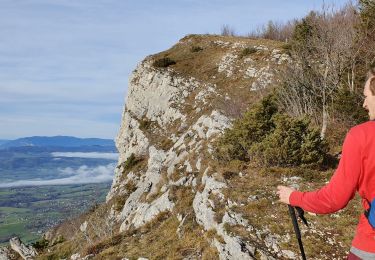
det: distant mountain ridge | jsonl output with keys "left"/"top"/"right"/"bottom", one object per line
{"left": 0, "top": 136, "right": 115, "bottom": 149}
{"left": 0, "top": 140, "right": 10, "bottom": 145}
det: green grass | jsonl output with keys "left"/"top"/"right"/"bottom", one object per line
{"left": 0, "top": 207, "right": 30, "bottom": 214}
{"left": 0, "top": 222, "right": 38, "bottom": 246}
{"left": 0, "top": 190, "right": 16, "bottom": 196}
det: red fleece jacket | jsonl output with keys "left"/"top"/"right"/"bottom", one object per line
{"left": 290, "top": 121, "right": 375, "bottom": 252}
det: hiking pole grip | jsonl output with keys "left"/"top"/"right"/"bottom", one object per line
{"left": 288, "top": 205, "right": 307, "bottom": 260}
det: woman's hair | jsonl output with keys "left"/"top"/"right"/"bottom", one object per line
{"left": 367, "top": 68, "right": 375, "bottom": 95}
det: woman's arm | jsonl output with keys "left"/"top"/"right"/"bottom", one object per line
{"left": 277, "top": 130, "right": 362, "bottom": 214}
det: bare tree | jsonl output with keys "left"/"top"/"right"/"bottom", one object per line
{"left": 221, "top": 24, "right": 236, "bottom": 36}
{"left": 350, "top": 0, "right": 375, "bottom": 86}
{"left": 278, "top": 4, "right": 359, "bottom": 138}
{"left": 277, "top": 65, "right": 321, "bottom": 124}
{"left": 248, "top": 20, "right": 297, "bottom": 42}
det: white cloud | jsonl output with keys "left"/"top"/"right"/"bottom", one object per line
{"left": 51, "top": 152, "right": 118, "bottom": 160}
{"left": 0, "top": 163, "right": 115, "bottom": 188}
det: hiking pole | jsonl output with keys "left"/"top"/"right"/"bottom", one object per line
{"left": 288, "top": 205, "right": 307, "bottom": 260}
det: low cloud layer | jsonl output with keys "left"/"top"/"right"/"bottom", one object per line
{"left": 0, "top": 163, "right": 115, "bottom": 188}
{"left": 51, "top": 152, "right": 119, "bottom": 160}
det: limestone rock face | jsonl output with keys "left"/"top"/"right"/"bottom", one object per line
{"left": 125, "top": 61, "right": 198, "bottom": 126}
{"left": 120, "top": 190, "right": 174, "bottom": 231}
{"left": 0, "top": 247, "right": 12, "bottom": 260}
{"left": 116, "top": 145, "right": 173, "bottom": 231}
{"left": 9, "top": 237, "right": 37, "bottom": 260}
{"left": 100, "top": 35, "right": 290, "bottom": 259}
{"left": 193, "top": 169, "right": 276, "bottom": 260}
{"left": 70, "top": 253, "right": 94, "bottom": 260}
{"left": 115, "top": 60, "right": 200, "bottom": 165}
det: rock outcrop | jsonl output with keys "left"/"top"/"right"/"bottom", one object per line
{"left": 9, "top": 237, "right": 37, "bottom": 260}
{"left": 102, "top": 35, "right": 288, "bottom": 259}
{"left": 0, "top": 247, "right": 12, "bottom": 260}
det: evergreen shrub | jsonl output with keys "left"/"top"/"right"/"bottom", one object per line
{"left": 214, "top": 95, "right": 328, "bottom": 167}
{"left": 239, "top": 47, "right": 257, "bottom": 58}
{"left": 152, "top": 57, "right": 176, "bottom": 68}
{"left": 123, "top": 153, "right": 137, "bottom": 170}
{"left": 191, "top": 46, "right": 203, "bottom": 52}
{"left": 332, "top": 88, "right": 368, "bottom": 125}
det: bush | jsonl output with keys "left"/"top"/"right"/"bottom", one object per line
{"left": 113, "top": 196, "right": 126, "bottom": 212}
{"left": 281, "top": 43, "right": 292, "bottom": 55}
{"left": 191, "top": 46, "right": 203, "bottom": 52}
{"left": 123, "top": 153, "right": 137, "bottom": 170}
{"left": 51, "top": 235, "right": 65, "bottom": 246}
{"left": 160, "top": 138, "right": 174, "bottom": 151}
{"left": 214, "top": 95, "right": 278, "bottom": 161}
{"left": 125, "top": 179, "right": 137, "bottom": 193}
{"left": 332, "top": 88, "right": 368, "bottom": 125}
{"left": 239, "top": 47, "right": 257, "bottom": 58}
{"left": 32, "top": 237, "right": 49, "bottom": 250}
{"left": 248, "top": 114, "right": 327, "bottom": 167}
{"left": 139, "top": 118, "right": 152, "bottom": 130}
{"left": 214, "top": 95, "right": 328, "bottom": 167}
{"left": 153, "top": 57, "right": 176, "bottom": 68}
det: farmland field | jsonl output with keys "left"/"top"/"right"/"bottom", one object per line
{"left": 0, "top": 183, "right": 111, "bottom": 245}
{"left": 0, "top": 141, "right": 117, "bottom": 246}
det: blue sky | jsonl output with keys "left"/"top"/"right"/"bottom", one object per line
{"left": 0, "top": 0, "right": 351, "bottom": 140}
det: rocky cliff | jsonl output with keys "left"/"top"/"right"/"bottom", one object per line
{"left": 104, "top": 34, "right": 290, "bottom": 258}
{"left": 6, "top": 34, "right": 356, "bottom": 260}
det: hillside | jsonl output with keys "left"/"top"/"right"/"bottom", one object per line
{"left": 1, "top": 34, "right": 360, "bottom": 260}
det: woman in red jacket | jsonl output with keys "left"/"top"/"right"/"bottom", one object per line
{"left": 277, "top": 71, "right": 375, "bottom": 259}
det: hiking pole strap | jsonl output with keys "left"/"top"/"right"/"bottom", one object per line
{"left": 288, "top": 205, "right": 307, "bottom": 260}
{"left": 295, "top": 206, "right": 309, "bottom": 227}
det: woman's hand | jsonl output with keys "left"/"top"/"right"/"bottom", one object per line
{"left": 277, "top": 185, "right": 296, "bottom": 204}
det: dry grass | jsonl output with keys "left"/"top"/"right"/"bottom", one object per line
{"left": 86, "top": 188, "right": 218, "bottom": 260}
{"left": 139, "top": 171, "right": 169, "bottom": 203}
{"left": 208, "top": 192, "right": 226, "bottom": 223}
{"left": 116, "top": 156, "right": 148, "bottom": 185}
{"left": 215, "top": 161, "right": 361, "bottom": 259}
{"left": 36, "top": 240, "right": 77, "bottom": 260}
